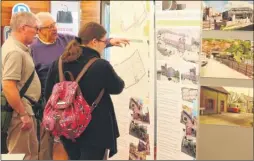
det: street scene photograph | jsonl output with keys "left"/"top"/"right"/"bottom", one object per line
{"left": 200, "top": 86, "right": 253, "bottom": 128}
{"left": 203, "top": 1, "right": 253, "bottom": 31}
{"left": 201, "top": 38, "right": 253, "bottom": 79}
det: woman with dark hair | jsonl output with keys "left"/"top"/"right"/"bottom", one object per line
{"left": 44, "top": 22, "right": 125, "bottom": 160}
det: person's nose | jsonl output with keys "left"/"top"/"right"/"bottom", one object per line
{"left": 53, "top": 23, "right": 58, "bottom": 31}
{"left": 53, "top": 25, "right": 57, "bottom": 30}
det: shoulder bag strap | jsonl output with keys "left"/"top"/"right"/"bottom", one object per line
{"left": 19, "top": 70, "right": 35, "bottom": 98}
{"left": 1, "top": 70, "right": 34, "bottom": 108}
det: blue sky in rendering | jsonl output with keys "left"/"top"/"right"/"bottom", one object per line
{"left": 204, "top": 1, "right": 228, "bottom": 12}
{"left": 204, "top": 1, "right": 253, "bottom": 13}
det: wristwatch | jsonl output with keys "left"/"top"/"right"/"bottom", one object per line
{"left": 19, "top": 111, "right": 28, "bottom": 117}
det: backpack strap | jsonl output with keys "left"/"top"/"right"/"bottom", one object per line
{"left": 91, "top": 88, "right": 105, "bottom": 111}
{"left": 75, "top": 57, "right": 98, "bottom": 83}
{"left": 75, "top": 57, "right": 104, "bottom": 110}
{"left": 59, "top": 56, "right": 99, "bottom": 83}
{"left": 58, "top": 57, "right": 76, "bottom": 82}
{"left": 58, "top": 57, "right": 65, "bottom": 82}
{"left": 59, "top": 57, "right": 105, "bottom": 110}
{"left": 64, "top": 71, "right": 75, "bottom": 81}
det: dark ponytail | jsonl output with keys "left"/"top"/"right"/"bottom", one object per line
{"left": 61, "top": 38, "right": 82, "bottom": 62}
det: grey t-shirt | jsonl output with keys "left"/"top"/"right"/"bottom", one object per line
{"left": 2, "top": 36, "right": 41, "bottom": 115}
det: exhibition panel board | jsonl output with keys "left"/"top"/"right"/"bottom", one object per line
{"left": 155, "top": 1, "right": 201, "bottom": 160}
{"left": 199, "top": 1, "right": 253, "bottom": 160}
{"left": 108, "top": 1, "right": 253, "bottom": 160}
{"left": 200, "top": 1, "right": 253, "bottom": 129}
{"left": 108, "top": 1, "right": 155, "bottom": 160}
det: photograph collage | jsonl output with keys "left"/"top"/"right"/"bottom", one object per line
{"left": 200, "top": 0, "right": 253, "bottom": 128}
{"left": 180, "top": 98, "right": 198, "bottom": 158}
{"left": 155, "top": 24, "right": 200, "bottom": 159}
{"left": 202, "top": 1, "right": 253, "bottom": 80}
{"left": 128, "top": 97, "right": 151, "bottom": 160}
{"left": 156, "top": 26, "right": 200, "bottom": 85}
{"left": 155, "top": 1, "right": 201, "bottom": 159}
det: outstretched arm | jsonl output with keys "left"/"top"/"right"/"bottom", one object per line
{"left": 106, "top": 38, "right": 130, "bottom": 48}
{"left": 64, "top": 33, "right": 130, "bottom": 48}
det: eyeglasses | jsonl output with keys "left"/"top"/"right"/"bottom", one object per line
{"left": 97, "top": 39, "right": 107, "bottom": 44}
{"left": 40, "top": 22, "right": 57, "bottom": 30}
{"left": 24, "top": 25, "right": 39, "bottom": 31}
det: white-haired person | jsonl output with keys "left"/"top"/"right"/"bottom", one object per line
{"left": 2, "top": 12, "right": 41, "bottom": 160}
{"left": 29, "top": 12, "right": 129, "bottom": 160}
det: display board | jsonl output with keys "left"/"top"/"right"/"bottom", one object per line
{"left": 109, "top": 1, "right": 151, "bottom": 37}
{"left": 109, "top": 1, "right": 155, "bottom": 160}
{"left": 198, "top": 1, "right": 253, "bottom": 160}
{"left": 155, "top": 1, "right": 202, "bottom": 160}
{"left": 50, "top": 1, "right": 80, "bottom": 36}
{"left": 108, "top": 0, "right": 253, "bottom": 160}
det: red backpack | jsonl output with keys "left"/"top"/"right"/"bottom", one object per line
{"left": 42, "top": 57, "right": 104, "bottom": 141}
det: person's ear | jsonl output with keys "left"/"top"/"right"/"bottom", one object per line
{"left": 91, "top": 38, "right": 98, "bottom": 46}
{"left": 92, "top": 38, "right": 97, "bottom": 44}
{"left": 38, "top": 28, "right": 44, "bottom": 35}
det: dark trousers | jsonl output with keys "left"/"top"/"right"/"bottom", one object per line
{"left": 61, "top": 137, "right": 106, "bottom": 160}
{"left": 1, "top": 132, "right": 8, "bottom": 154}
